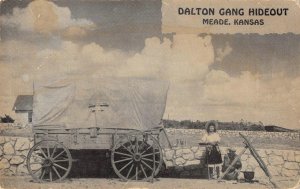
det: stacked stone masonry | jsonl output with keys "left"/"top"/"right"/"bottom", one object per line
{"left": 0, "top": 135, "right": 299, "bottom": 179}
{"left": 163, "top": 146, "right": 300, "bottom": 179}
{"left": 0, "top": 136, "right": 33, "bottom": 176}
{"left": 165, "top": 128, "right": 300, "bottom": 141}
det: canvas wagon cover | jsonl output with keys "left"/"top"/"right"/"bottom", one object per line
{"left": 32, "top": 77, "right": 169, "bottom": 130}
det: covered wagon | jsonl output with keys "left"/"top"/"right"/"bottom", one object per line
{"left": 26, "top": 77, "right": 170, "bottom": 182}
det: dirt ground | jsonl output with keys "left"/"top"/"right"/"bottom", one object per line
{"left": 0, "top": 176, "right": 299, "bottom": 189}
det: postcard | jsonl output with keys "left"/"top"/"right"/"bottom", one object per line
{"left": 0, "top": 0, "right": 299, "bottom": 188}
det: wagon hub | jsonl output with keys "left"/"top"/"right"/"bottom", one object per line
{"left": 133, "top": 153, "right": 141, "bottom": 162}
{"left": 43, "top": 158, "right": 53, "bottom": 167}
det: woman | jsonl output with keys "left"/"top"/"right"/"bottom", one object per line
{"left": 201, "top": 120, "right": 222, "bottom": 179}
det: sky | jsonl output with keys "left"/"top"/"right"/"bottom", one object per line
{"left": 0, "top": 0, "right": 299, "bottom": 129}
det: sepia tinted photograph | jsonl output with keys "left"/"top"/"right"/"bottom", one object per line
{"left": 0, "top": 0, "right": 299, "bottom": 188}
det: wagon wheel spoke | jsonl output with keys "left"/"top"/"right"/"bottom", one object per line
{"left": 114, "top": 157, "right": 133, "bottom": 164}
{"left": 140, "top": 145, "right": 152, "bottom": 155}
{"left": 141, "top": 151, "right": 160, "bottom": 158}
{"left": 40, "top": 169, "right": 46, "bottom": 180}
{"left": 141, "top": 160, "right": 153, "bottom": 171}
{"left": 135, "top": 165, "right": 139, "bottom": 180}
{"left": 140, "top": 164, "right": 147, "bottom": 178}
{"left": 126, "top": 136, "right": 135, "bottom": 153}
{"left": 53, "top": 150, "right": 66, "bottom": 160}
{"left": 126, "top": 164, "right": 134, "bottom": 179}
{"left": 53, "top": 159, "right": 70, "bottom": 163}
{"left": 37, "top": 146, "right": 48, "bottom": 159}
{"left": 47, "top": 143, "right": 50, "bottom": 158}
{"left": 121, "top": 144, "right": 134, "bottom": 156}
{"left": 51, "top": 144, "right": 58, "bottom": 158}
{"left": 52, "top": 166, "right": 61, "bottom": 179}
{"left": 118, "top": 160, "right": 133, "bottom": 173}
{"left": 49, "top": 168, "right": 53, "bottom": 182}
{"left": 127, "top": 163, "right": 150, "bottom": 181}
{"left": 142, "top": 157, "right": 159, "bottom": 164}
{"left": 53, "top": 163, "right": 68, "bottom": 171}
{"left": 135, "top": 136, "right": 139, "bottom": 153}
{"left": 127, "top": 165, "right": 140, "bottom": 181}
{"left": 114, "top": 151, "right": 132, "bottom": 158}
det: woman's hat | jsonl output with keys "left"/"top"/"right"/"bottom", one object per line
{"left": 205, "top": 120, "right": 219, "bottom": 131}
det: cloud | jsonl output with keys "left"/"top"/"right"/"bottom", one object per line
{"left": 215, "top": 42, "right": 232, "bottom": 62}
{"left": 0, "top": 34, "right": 215, "bottom": 123}
{"left": 203, "top": 70, "right": 260, "bottom": 105}
{"left": 32, "top": 41, "right": 127, "bottom": 80}
{"left": 62, "top": 26, "right": 88, "bottom": 39}
{"left": 119, "top": 34, "right": 214, "bottom": 82}
{"left": 0, "top": 39, "right": 125, "bottom": 121}
{"left": 0, "top": 40, "right": 38, "bottom": 61}
{"left": 0, "top": 34, "right": 299, "bottom": 129}
{"left": 164, "top": 68, "right": 300, "bottom": 129}
{"left": 29, "top": 34, "right": 214, "bottom": 82}
{"left": 200, "top": 70, "right": 300, "bottom": 128}
{"left": 1, "top": 0, "right": 94, "bottom": 34}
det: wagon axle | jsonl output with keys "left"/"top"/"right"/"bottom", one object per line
{"left": 43, "top": 159, "right": 53, "bottom": 167}
{"left": 133, "top": 153, "right": 142, "bottom": 162}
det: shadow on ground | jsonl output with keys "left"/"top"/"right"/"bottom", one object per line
{"left": 68, "top": 150, "right": 209, "bottom": 179}
{"left": 68, "top": 150, "right": 116, "bottom": 178}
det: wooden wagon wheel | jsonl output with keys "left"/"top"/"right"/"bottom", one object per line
{"left": 26, "top": 140, "right": 72, "bottom": 182}
{"left": 111, "top": 132, "right": 163, "bottom": 181}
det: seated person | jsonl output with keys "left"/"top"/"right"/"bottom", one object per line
{"left": 222, "top": 148, "right": 242, "bottom": 180}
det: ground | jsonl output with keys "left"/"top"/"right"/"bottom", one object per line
{"left": 0, "top": 176, "right": 299, "bottom": 189}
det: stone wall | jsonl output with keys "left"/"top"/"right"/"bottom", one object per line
{"left": 162, "top": 146, "right": 300, "bottom": 179}
{"left": 165, "top": 128, "right": 300, "bottom": 141}
{"left": 0, "top": 136, "right": 33, "bottom": 176}
{"left": 0, "top": 135, "right": 299, "bottom": 180}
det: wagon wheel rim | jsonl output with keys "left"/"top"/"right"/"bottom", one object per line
{"left": 27, "top": 140, "right": 72, "bottom": 182}
{"left": 111, "top": 132, "right": 162, "bottom": 181}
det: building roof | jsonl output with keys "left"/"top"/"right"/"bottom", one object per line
{"left": 13, "top": 95, "right": 33, "bottom": 112}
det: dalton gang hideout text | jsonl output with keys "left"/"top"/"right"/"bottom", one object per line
{"left": 178, "top": 8, "right": 289, "bottom": 25}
